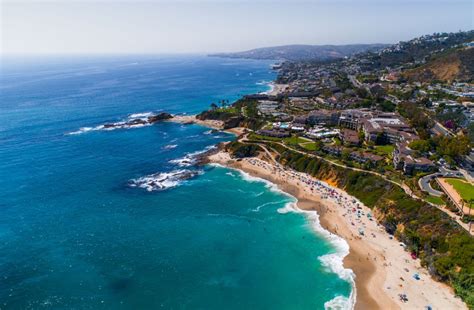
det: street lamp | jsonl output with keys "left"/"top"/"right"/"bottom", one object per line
{"left": 468, "top": 199, "right": 473, "bottom": 233}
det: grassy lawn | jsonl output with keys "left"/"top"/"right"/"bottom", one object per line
{"left": 425, "top": 195, "right": 445, "bottom": 206}
{"left": 247, "top": 133, "right": 310, "bottom": 147}
{"left": 445, "top": 178, "right": 474, "bottom": 203}
{"left": 300, "top": 142, "right": 318, "bottom": 151}
{"left": 374, "top": 145, "right": 395, "bottom": 156}
{"left": 283, "top": 136, "right": 309, "bottom": 145}
{"left": 247, "top": 133, "right": 282, "bottom": 142}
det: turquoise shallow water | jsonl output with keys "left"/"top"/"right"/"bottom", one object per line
{"left": 0, "top": 55, "right": 352, "bottom": 309}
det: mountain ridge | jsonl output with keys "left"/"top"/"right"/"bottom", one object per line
{"left": 210, "top": 43, "right": 389, "bottom": 61}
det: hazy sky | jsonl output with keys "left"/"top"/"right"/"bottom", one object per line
{"left": 2, "top": 0, "right": 473, "bottom": 55}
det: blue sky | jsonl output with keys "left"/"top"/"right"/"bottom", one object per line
{"left": 2, "top": 0, "right": 473, "bottom": 54}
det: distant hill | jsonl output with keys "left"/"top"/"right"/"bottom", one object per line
{"left": 363, "top": 30, "right": 474, "bottom": 69}
{"left": 404, "top": 46, "right": 474, "bottom": 82}
{"left": 210, "top": 44, "right": 389, "bottom": 61}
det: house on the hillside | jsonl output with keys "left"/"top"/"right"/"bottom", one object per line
{"left": 393, "top": 142, "right": 435, "bottom": 175}
{"left": 340, "top": 129, "right": 360, "bottom": 146}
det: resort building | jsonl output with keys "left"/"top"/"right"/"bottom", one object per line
{"left": 339, "top": 129, "right": 360, "bottom": 146}
{"left": 256, "top": 129, "right": 291, "bottom": 138}
{"left": 307, "top": 110, "right": 340, "bottom": 126}
{"left": 350, "top": 151, "right": 384, "bottom": 166}
{"left": 338, "top": 109, "right": 373, "bottom": 130}
{"left": 393, "top": 142, "right": 435, "bottom": 175}
{"left": 361, "top": 113, "right": 416, "bottom": 144}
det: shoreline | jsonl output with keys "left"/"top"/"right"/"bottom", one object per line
{"left": 261, "top": 82, "right": 288, "bottom": 96}
{"left": 208, "top": 150, "right": 467, "bottom": 310}
{"left": 168, "top": 114, "right": 246, "bottom": 136}
{"left": 213, "top": 161, "right": 357, "bottom": 309}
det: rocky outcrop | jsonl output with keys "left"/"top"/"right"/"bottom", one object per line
{"left": 223, "top": 116, "right": 244, "bottom": 129}
{"left": 147, "top": 112, "right": 173, "bottom": 123}
{"left": 102, "top": 112, "right": 173, "bottom": 129}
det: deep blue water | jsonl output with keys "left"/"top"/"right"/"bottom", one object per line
{"left": 0, "top": 55, "right": 352, "bottom": 309}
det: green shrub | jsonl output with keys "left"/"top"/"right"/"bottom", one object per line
{"left": 269, "top": 146, "right": 474, "bottom": 307}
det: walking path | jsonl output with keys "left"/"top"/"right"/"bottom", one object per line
{"left": 242, "top": 135, "right": 474, "bottom": 235}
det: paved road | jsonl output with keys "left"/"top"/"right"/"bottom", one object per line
{"left": 419, "top": 166, "right": 465, "bottom": 196}
{"left": 419, "top": 174, "right": 443, "bottom": 197}
{"left": 419, "top": 167, "right": 464, "bottom": 196}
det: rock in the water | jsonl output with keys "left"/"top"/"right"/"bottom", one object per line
{"left": 128, "top": 118, "right": 148, "bottom": 125}
{"left": 148, "top": 112, "right": 173, "bottom": 123}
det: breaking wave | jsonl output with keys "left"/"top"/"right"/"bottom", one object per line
{"left": 217, "top": 164, "right": 356, "bottom": 310}
{"left": 169, "top": 145, "right": 216, "bottom": 167}
{"left": 324, "top": 296, "right": 352, "bottom": 310}
{"left": 257, "top": 80, "right": 274, "bottom": 94}
{"left": 278, "top": 198, "right": 356, "bottom": 310}
{"left": 276, "top": 201, "right": 298, "bottom": 214}
{"left": 128, "top": 112, "right": 154, "bottom": 119}
{"left": 128, "top": 169, "right": 201, "bottom": 192}
{"left": 67, "top": 111, "right": 160, "bottom": 135}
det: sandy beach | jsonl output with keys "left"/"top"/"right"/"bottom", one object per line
{"left": 265, "top": 83, "right": 288, "bottom": 96}
{"left": 209, "top": 150, "right": 467, "bottom": 310}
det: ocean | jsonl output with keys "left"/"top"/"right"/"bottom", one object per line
{"left": 0, "top": 55, "right": 353, "bottom": 309}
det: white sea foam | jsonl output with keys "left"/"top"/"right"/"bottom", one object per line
{"left": 169, "top": 157, "right": 196, "bottom": 167}
{"left": 238, "top": 169, "right": 293, "bottom": 197}
{"left": 68, "top": 127, "right": 95, "bottom": 135}
{"left": 324, "top": 295, "right": 352, "bottom": 310}
{"left": 210, "top": 163, "right": 293, "bottom": 198}
{"left": 259, "top": 81, "right": 275, "bottom": 95}
{"left": 68, "top": 125, "right": 106, "bottom": 135}
{"left": 169, "top": 145, "right": 216, "bottom": 167}
{"left": 219, "top": 165, "right": 356, "bottom": 310}
{"left": 299, "top": 205, "right": 356, "bottom": 310}
{"left": 163, "top": 144, "right": 178, "bottom": 150}
{"left": 67, "top": 111, "right": 159, "bottom": 135}
{"left": 253, "top": 200, "right": 282, "bottom": 212}
{"left": 67, "top": 121, "right": 149, "bottom": 135}
{"left": 129, "top": 169, "right": 201, "bottom": 192}
{"left": 128, "top": 112, "right": 154, "bottom": 119}
{"left": 276, "top": 201, "right": 298, "bottom": 214}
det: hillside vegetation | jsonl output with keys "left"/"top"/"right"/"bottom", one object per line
{"left": 229, "top": 142, "right": 474, "bottom": 307}
{"left": 404, "top": 47, "right": 474, "bottom": 82}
